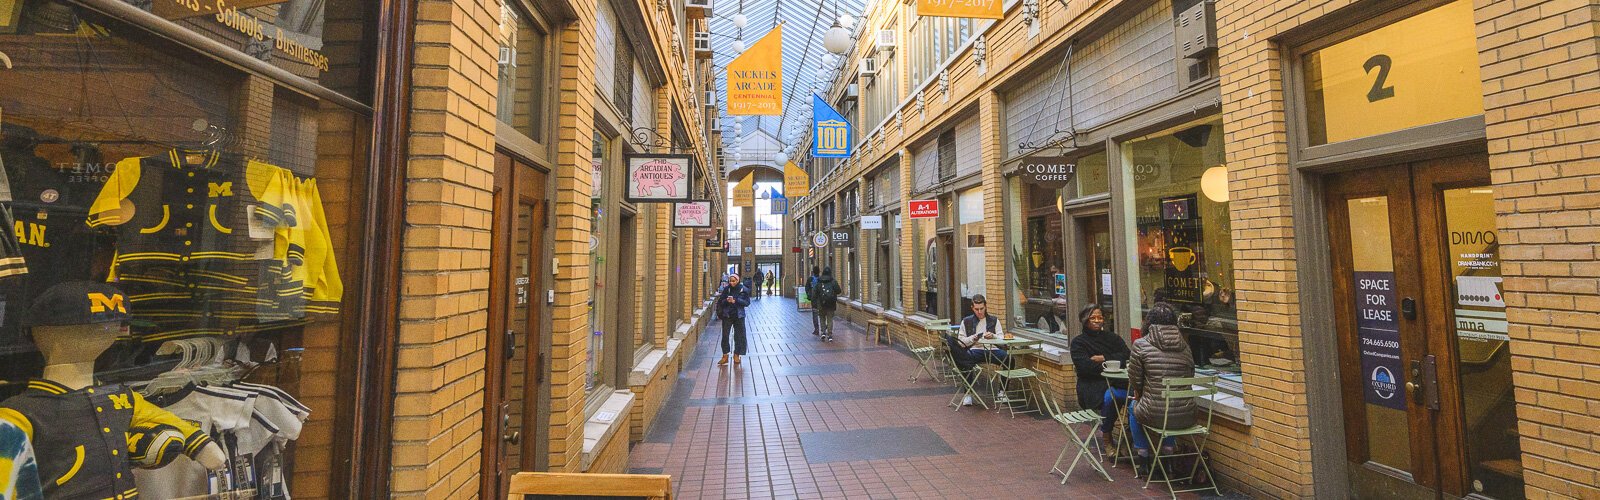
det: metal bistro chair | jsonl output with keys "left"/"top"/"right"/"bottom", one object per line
{"left": 989, "top": 351, "right": 1042, "bottom": 417}
{"left": 1141, "top": 375, "right": 1223, "bottom": 499}
{"left": 1035, "top": 378, "right": 1112, "bottom": 483}
{"left": 908, "top": 320, "right": 948, "bottom": 382}
{"left": 942, "top": 333, "right": 989, "bottom": 411}
{"left": 1102, "top": 372, "right": 1139, "bottom": 475}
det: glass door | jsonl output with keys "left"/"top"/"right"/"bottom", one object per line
{"left": 1325, "top": 154, "right": 1517, "bottom": 499}
{"left": 1078, "top": 215, "right": 1115, "bottom": 333}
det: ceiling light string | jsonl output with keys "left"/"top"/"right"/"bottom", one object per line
{"left": 772, "top": 0, "right": 830, "bottom": 147}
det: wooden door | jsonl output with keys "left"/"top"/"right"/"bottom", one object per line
{"left": 1325, "top": 154, "right": 1517, "bottom": 498}
{"left": 485, "top": 152, "right": 548, "bottom": 498}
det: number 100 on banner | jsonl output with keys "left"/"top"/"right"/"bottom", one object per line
{"left": 814, "top": 120, "right": 850, "bottom": 157}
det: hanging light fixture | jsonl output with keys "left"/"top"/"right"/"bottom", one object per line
{"left": 732, "top": 38, "right": 746, "bottom": 52}
{"left": 773, "top": 151, "right": 789, "bottom": 165}
{"left": 823, "top": 0, "right": 851, "bottom": 55}
{"left": 732, "top": 13, "right": 747, "bottom": 28}
{"left": 837, "top": 14, "right": 854, "bottom": 29}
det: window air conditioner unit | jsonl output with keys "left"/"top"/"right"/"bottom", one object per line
{"left": 686, "top": 0, "right": 712, "bottom": 19}
{"left": 704, "top": 90, "right": 716, "bottom": 107}
{"left": 875, "top": 30, "right": 896, "bottom": 52}
{"left": 694, "top": 31, "right": 712, "bottom": 58}
{"left": 858, "top": 57, "right": 877, "bottom": 77}
{"left": 844, "top": 83, "right": 859, "bottom": 100}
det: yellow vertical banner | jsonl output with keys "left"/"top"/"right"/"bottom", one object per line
{"left": 725, "top": 25, "right": 785, "bottom": 115}
{"left": 916, "top": 0, "right": 1003, "bottom": 19}
{"left": 733, "top": 173, "right": 755, "bottom": 207}
{"left": 783, "top": 161, "right": 810, "bottom": 198}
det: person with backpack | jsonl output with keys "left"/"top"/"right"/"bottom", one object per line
{"left": 715, "top": 273, "right": 752, "bottom": 366}
{"left": 752, "top": 269, "right": 765, "bottom": 297}
{"left": 806, "top": 266, "right": 821, "bottom": 336}
{"left": 812, "top": 268, "right": 841, "bottom": 342}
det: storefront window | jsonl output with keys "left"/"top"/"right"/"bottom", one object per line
{"left": 0, "top": 6, "right": 370, "bottom": 497}
{"left": 913, "top": 216, "right": 938, "bottom": 316}
{"left": 1075, "top": 150, "right": 1109, "bottom": 198}
{"left": 956, "top": 187, "right": 985, "bottom": 314}
{"left": 1006, "top": 179, "right": 1065, "bottom": 335}
{"left": 1121, "top": 117, "right": 1238, "bottom": 376}
{"left": 496, "top": 6, "right": 552, "bottom": 148}
{"left": 587, "top": 134, "right": 609, "bottom": 392}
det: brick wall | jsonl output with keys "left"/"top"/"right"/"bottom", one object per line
{"left": 548, "top": 1, "right": 600, "bottom": 473}
{"left": 390, "top": 0, "right": 501, "bottom": 496}
{"left": 1212, "top": 0, "right": 1368, "bottom": 496}
{"left": 1474, "top": 0, "right": 1600, "bottom": 496}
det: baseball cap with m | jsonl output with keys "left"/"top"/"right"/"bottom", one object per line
{"left": 28, "top": 281, "right": 131, "bottom": 327}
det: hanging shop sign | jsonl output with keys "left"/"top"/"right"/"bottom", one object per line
{"left": 732, "top": 173, "right": 755, "bottom": 207}
{"left": 908, "top": 199, "right": 939, "bottom": 219}
{"left": 695, "top": 228, "right": 717, "bottom": 238}
{"left": 830, "top": 229, "right": 853, "bottom": 248}
{"left": 1019, "top": 156, "right": 1075, "bottom": 188}
{"left": 705, "top": 229, "right": 724, "bottom": 249}
{"left": 859, "top": 215, "right": 883, "bottom": 230}
{"left": 673, "top": 201, "right": 714, "bottom": 227}
{"left": 784, "top": 161, "right": 810, "bottom": 198}
{"left": 726, "top": 25, "right": 785, "bottom": 115}
{"left": 1302, "top": 0, "right": 1482, "bottom": 145}
{"left": 1353, "top": 270, "right": 1406, "bottom": 410}
{"left": 812, "top": 94, "right": 853, "bottom": 158}
{"left": 624, "top": 154, "right": 694, "bottom": 202}
{"left": 811, "top": 232, "right": 829, "bottom": 248}
{"left": 916, "top": 0, "right": 1003, "bottom": 19}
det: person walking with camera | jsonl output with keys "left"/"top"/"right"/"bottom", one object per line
{"left": 716, "top": 273, "right": 752, "bottom": 366}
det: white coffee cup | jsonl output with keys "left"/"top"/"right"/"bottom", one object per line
{"left": 1103, "top": 360, "right": 1123, "bottom": 371}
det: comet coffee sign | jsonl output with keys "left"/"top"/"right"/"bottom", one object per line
{"left": 1019, "top": 156, "right": 1075, "bottom": 188}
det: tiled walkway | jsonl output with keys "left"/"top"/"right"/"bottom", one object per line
{"left": 629, "top": 296, "right": 1226, "bottom": 499}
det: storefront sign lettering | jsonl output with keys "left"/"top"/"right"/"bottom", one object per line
{"left": 812, "top": 232, "right": 829, "bottom": 248}
{"left": 830, "top": 230, "right": 853, "bottom": 248}
{"left": 908, "top": 200, "right": 939, "bottom": 219}
{"left": 158, "top": 0, "right": 332, "bottom": 72}
{"left": 860, "top": 216, "right": 883, "bottom": 230}
{"left": 916, "top": 0, "right": 1003, "bottom": 19}
{"left": 1018, "top": 156, "right": 1075, "bottom": 188}
{"left": 626, "top": 154, "right": 694, "bottom": 202}
{"left": 673, "top": 201, "right": 713, "bottom": 227}
{"left": 1354, "top": 270, "right": 1406, "bottom": 410}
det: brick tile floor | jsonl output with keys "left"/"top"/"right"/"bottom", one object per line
{"left": 630, "top": 297, "right": 1240, "bottom": 499}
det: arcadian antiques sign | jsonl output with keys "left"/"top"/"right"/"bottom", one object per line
{"left": 624, "top": 154, "right": 693, "bottom": 202}
{"left": 673, "top": 201, "right": 714, "bottom": 227}
{"left": 1018, "top": 156, "right": 1075, "bottom": 188}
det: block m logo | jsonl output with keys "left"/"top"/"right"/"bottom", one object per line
{"left": 108, "top": 394, "right": 132, "bottom": 410}
{"left": 88, "top": 293, "right": 126, "bottom": 313}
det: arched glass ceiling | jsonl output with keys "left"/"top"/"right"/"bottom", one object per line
{"left": 709, "top": 0, "right": 870, "bottom": 155}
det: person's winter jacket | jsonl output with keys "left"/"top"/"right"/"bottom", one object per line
{"left": 1128, "top": 324, "right": 1197, "bottom": 431}
{"left": 1070, "top": 328, "right": 1131, "bottom": 410}
{"left": 812, "top": 275, "right": 840, "bottom": 311}
{"left": 716, "top": 283, "right": 751, "bottom": 319}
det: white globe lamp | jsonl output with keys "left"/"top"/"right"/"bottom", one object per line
{"left": 732, "top": 39, "right": 746, "bottom": 53}
{"left": 838, "top": 15, "right": 854, "bottom": 29}
{"left": 823, "top": 25, "right": 852, "bottom": 55}
{"left": 1201, "top": 165, "right": 1231, "bottom": 203}
{"left": 773, "top": 151, "right": 788, "bottom": 165}
{"left": 732, "top": 13, "right": 748, "bottom": 28}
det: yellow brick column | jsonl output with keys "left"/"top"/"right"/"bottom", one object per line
{"left": 390, "top": 0, "right": 502, "bottom": 496}
{"left": 978, "top": 92, "right": 1006, "bottom": 319}
{"left": 899, "top": 151, "right": 916, "bottom": 321}
{"left": 1213, "top": 0, "right": 1330, "bottom": 497}
{"left": 1475, "top": 1, "right": 1600, "bottom": 496}
{"left": 547, "top": 1, "right": 600, "bottom": 473}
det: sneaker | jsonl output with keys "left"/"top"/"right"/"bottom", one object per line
{"left": 717, "top": 354, "right": 729, "bottom": 366}
{"left": 961, "top": 395, "right": 974, "bottom": 406}
{"left": 733, "top": 355, "right": 742, "bottom": 365}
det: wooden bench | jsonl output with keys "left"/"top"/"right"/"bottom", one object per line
{"left": 507, "top": 472, "right": 672, "bottom": 500}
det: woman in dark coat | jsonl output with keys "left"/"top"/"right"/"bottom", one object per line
{"left": 1068, "top": 304, "right": 1130, "bottom": 445}
{"left": 1127, "top": 302, "right": 1195, "bottom": 460}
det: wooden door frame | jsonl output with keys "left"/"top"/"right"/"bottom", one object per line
{"left": 483, "top": 151, "right": 552, "bottom": 500}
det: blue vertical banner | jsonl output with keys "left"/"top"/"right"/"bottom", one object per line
{"left": 771, "top": 189, "right": 789, "bottom": 215}
{"left": 812, "top": 94, "right": 852, "bottom": 158}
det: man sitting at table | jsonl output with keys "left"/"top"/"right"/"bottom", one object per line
{"left": 957, "top": 295, "right": 1013, "bottom": 369}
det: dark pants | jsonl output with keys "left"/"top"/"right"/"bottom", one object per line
{"left": 812, "top": 309, "right": 822, "bottom": 335}
{"left": 720, "top": 316, "right": 747, "bottom": 355}
{"left": 818, "top": 308, "right": 836, "bottom": 338}
{"left": 1101, "top": 387, "right": 1129, "bottom": 434}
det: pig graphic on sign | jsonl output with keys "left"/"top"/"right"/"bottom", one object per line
{"left": 633, "top": 159, "right": 685, "bottom": 197}
{"left": 677, "top": 203, "right": 710, "bottom": 226}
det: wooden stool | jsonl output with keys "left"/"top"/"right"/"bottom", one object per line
{"left": 866, "top": 319, "right": 890, "bottom": 345}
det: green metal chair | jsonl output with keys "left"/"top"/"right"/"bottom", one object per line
{"left": 1139, "top": 375, "right": 1223, "bottom": 498}
{"left": 907, "top": 340, "right": 941, "bottom": 382}
{"left": 941, "top": 334, "right": 989, "bottom": 411}
{"left": 1104, "top": 383, "right": 1138, "bottom": 476}
{"left": 1051, "top": 409, "right": 1116, "bottom": 483}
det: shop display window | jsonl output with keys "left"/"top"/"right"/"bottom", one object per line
{"left": 1005, "top": 180, "right": 1066, "bottom": 336}
{"left": 955, "top": 187, "right": 984, "bottom": 314}
{"left": 0, "top": 3, "right": 372, "bottom": 498}
{"left": 587, "top": 133, "right": 610, "bottom": 394}
{"left": 912, "top": 216, "right": 938, "bottom": 317}
{"left": 1120, "top": 117, "right": 1239, "bottom": 381}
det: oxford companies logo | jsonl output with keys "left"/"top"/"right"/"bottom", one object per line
{"left": 1369, "top": 366, "right": 1399, "bottom": 401}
